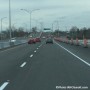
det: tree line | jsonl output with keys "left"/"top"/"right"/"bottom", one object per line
{"left": 0, "top": 26, "right": 39, "bottom": 40}
{"left": 53, "top": 26, "right": 90, "bottom": 39}
{"left": 0, "top": 27, "right": 29, "bottom": 40}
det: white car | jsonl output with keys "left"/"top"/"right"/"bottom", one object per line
{"left": 9, "top": 38, "right": 16, "bottom": 43}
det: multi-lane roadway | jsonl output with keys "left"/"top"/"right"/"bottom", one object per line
{"left": 0, "top": 39, "right": 90, "bottom": 90}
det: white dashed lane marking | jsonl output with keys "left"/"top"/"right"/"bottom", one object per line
{"left": 34, "top": 51, "right": 36, "bottom": 53}
{"left": 39, "top": 44, "right": 42, "bottom": 47}
{"left": 20, "top": 62, "right": 27, "bottom": 67}
{"left": 38, "top": 40, "right": 45, "bottom": 48}
{"left": 39, "top": 46, "right": 41, "bottom": 47}
{"left": 0, "top": 81, "right": 9, "bottom": 90}
{"left": 30, "top": 54, "right": 33, "bottom": 58}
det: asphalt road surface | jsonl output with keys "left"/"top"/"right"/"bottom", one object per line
{"left": 0, "top": 40, "right": 90, "bottom": 90}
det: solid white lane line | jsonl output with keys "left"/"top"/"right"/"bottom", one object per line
{"left": 30, "top": 54, "right": 33, "bottom": 58}
{"left": 20, "top": 62, "right": 27, "bottom": 67}
{"left": 38, "top": 40, "right": 45, "bottom": 48}
{"left": 0, "top": 82, "right": 9, "bottom": 90}
{"left": 55, "top": 41, "right": 90, "bottom": 67}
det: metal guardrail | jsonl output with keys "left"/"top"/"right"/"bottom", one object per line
{"left": 0, "top": 32, "right": 41, "bottom": 49}
{"left": 0, "top": 39, "right": 27, "bottom": 49}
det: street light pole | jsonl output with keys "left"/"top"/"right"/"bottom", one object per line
{"left": 22, "top": 23, "right": 27, "bottom": 32}
{"left": 1, "top": 17, "right": 7, "bottom": 40}
{"left": 52, "top": 21, "right": 57, "bottom": 32}
{"left": 0, "top": 17, "right": 7, "bottom": 48}
{"left": 9, "top": 0, "right": 12, "bottom": 40}
{"left": 52, "top": 23, "right": 54, "bottom": 32}
{"left": 12, "top": 23, "right": 17, "bottom": 37}
{"left": 21, "top": 9, "right": 40, "bottom": 33}
{"left": 1, "top": 19, "right": 2, "bottom": 40}
{"left": 30, "top": 12, "right": 31, "bottom": 33}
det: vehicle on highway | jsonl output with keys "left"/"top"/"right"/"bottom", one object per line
{"left": 28, "top": 38, "right": 36, "bottom": 44}
{"left": 46, "top": 38, "right": 53, "bottom": 44}
{"left": 35, "top": 37, "right": 41, "bottom": 42}
{"left": 9, "top": 38, "right": 16, "bottom": 43}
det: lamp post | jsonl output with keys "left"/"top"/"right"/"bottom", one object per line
{"left": 0, "top": 17, "right": 7, "bottom": 48}
{"left": 52, "top": 23, "right": 54, "bottom": 32}
{"left": 9, "top": 0, "right": 12, "bottom": 40}
{"left": 22, "top": 23, "right": 28, "bottom": 33}
{"left": 51, "top": 20, "right": 57, "bottom": 33}
{"left": 57, "top": 16, "right": 66, "bottom": 30}
{"left": 1, "top": 17, "right": 7, "bottom": 40}
{"left": 12, "top": 23, "right": 17, "bottom": 37}
{"left": 32, "top": 19, "right": 39, "bottom": 29}
{"left": 21, "top": 9, "right": 40, "bottom": 33}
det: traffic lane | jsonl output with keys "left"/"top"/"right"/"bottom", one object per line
{"left": 56, "top": 41, "right": 90, "bottom": 63}
{"left": 5, "top": 42, "right": 90, "bottom": 90}
{"left": 0, "top": 42, "right": 42, "bottom": 85}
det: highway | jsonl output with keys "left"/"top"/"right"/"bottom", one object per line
{"left": 0, "top": 39, "right": 90, "bottom": 90}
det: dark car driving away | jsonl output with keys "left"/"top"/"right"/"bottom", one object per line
{"left": 46, "top": 38, "right": 53, "bottom": 44}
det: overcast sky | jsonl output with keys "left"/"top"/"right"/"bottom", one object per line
{"left": 0, "top": 0, "right": 90, "bottom": 31}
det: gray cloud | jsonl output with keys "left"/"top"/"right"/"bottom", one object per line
{"left": 0, "top": 0, "right": 90, "bottom": 31}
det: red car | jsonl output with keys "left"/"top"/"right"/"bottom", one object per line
{"left": 35, "top": 38, "right": 41, "bottom": 42}
{"left": 28, "top": 38, "right": 36, "bottom": 44}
